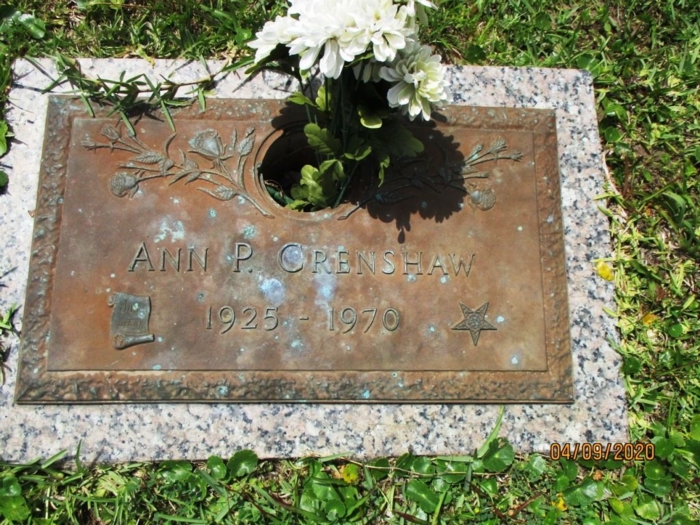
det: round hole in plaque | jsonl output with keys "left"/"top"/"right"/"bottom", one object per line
{"left": 256, "top": 124, "right": 370, "bottom": 218}
{"left": 257, "top": 124, "right": 316, "bottom": 207}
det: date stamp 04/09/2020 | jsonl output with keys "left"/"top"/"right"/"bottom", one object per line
{"left": 549, "top": 442, "right": 656, "bottom": 462}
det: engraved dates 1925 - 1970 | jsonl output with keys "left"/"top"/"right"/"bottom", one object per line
{"left": 205, "top": 305, "right": 401, "bottom": 334}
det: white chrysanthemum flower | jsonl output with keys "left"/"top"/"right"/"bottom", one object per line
{"left": 249, "top": 0, "right": 426, "bottom": 79}
{"left": 248, "top": 15, "right": 298, "bottom": 64}
{"left": 380, "top": 40, "right": 447, "bottom": 120}
{"left": 361, "top": 0, "right": 411, "bottom": 62}
{"left": 399, "top": 0, "right": 435, "bottom": 28}
{"left": 285, "top": 0, "right": 360, "bottom": 78}
{"left": 401, "top": 0, "right": 435, "bottom": 17}
{"left": 287, "top": 0, "right": 321, "bottom": 17}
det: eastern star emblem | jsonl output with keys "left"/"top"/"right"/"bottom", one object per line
{"left": 451, "top": 302, "right": 497, "bottom": 345}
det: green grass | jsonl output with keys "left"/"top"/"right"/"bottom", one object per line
{"left": 1, "top": 0, "right": 700, "bottom": 523}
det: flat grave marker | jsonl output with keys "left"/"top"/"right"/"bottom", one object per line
{"left": 16, "top": 97, "right": 571, "bottom": 403}
{"left": 0, "top": 60, "right": 627, "bottom": 462}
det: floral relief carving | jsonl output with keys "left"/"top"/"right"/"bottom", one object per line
{"left": 83, "top": 124, "right": 272, "bottom": 217}
{"left": 340, "top": 137, "right": 523, "bottom": 220}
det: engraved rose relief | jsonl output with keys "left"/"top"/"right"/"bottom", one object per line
{"left": 83, "top": 124, "right": 271, "bottom": 217}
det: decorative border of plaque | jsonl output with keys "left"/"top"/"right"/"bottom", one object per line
{"left": 15, "top": 96, "right": 572, "bottom": 403}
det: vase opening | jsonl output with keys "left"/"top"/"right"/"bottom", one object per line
{"left": 258, "top": 126, "right": 319, "bottom": 210}
{"left": 258, "top": 125, "right": 369, "bottom": 212}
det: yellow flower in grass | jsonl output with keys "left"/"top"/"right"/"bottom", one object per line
{"left": 552, "top": 494, "right": 568, "bottom": 511}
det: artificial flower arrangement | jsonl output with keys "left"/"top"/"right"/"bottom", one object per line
{"left": 248, "top": 0, "right": 447, "bottom": 211}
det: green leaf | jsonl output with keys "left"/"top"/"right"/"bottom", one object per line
{"left": 339, "top": 486, "right": 362, "bottom": 510}
{"left": 315, "top": 84, "right": 330, "bottom": 112}
{"left": 183, "top": 474, "right": 208, "bottom": 502}
{"left": 206, "top": 456, "right": 227, "bottom": 480}
{"left": 227, "top": 450, "right": 258, "bottom": 477}
{"left": 690, "top": 415, "right": 700, "bottom": 440}
{"left": 0, "top": 171, "right": 7, "bottom": 190}
{"left": 255, "top": 485, "right": 325, "bottom": 522}
{"left": 377, "top": 154, "right": 390, "bottom": 186}
{"left": 411, "top": 457, "right": 434, "bottom": 475}
{"left": 662, "top": 191, "right": 687, "bottom": 220}
{"left": 159, "top": 460, "right": 193, "bottom": 482}
{"left": 17, "top": 12, "right": 45, "bottom": 39}
{"left": 482, "top": 438, "right": 514, "bottom": 473}
{"left": 395, "top": 454, "right": 416, "bottom": 475}
{"left": 602, "top": 100, "right": 628, "bottom": 122}
{"left": 609, "top": 498, "right": 635, "bottom": 518}
{"left": 310, "top": 477, "right": 340, "bottom": 502}
{"left": 533, "top": 12, "right": 552, "bottom": 30}
{"left": 678, "top": 439, "right": 700, "bottom": 468}
{"left": 577, "top": 53, "right": 596, "bottom": 70}
{"left": 644, "top": 459, "right": 666, "bottom": 480}
{"left": 358, "top": 105, "right": 383, "bottom": 129}
{"left": 668, "top": 428, "right": 685, "bottom": 447}
{"left": 524, "top": 454, "right": 547, "bottom": 480}
{"left": 288, "top": 91, "right": 316, "bottom": 107}
{"left": 634, "top": 493, "right": 661, "bottom": 520}
{"left": 670, "top": 456, "right": 692, "bottom": 480}
{"left": 480, "top": 477, "right": 498, "bottom": 496}
{"left": 344, "top": 143, "right": 372, "bottom": 161}
{"left": 621, "top": 355, "right": 641, "bottom": 375}
{"left": 477, "top": 406, "right": 505, "bottom": 459}
{"left": 559, "top": 458, "right": 578, "bottom": 481}
{"left": 0, "top": 121, "right": 8, "bottom": 156}
{"left": 465, "top": 44, "right": 486, "bottom": 63}
{"left": 299, "top": 486, "right": 318, "bottom": 514}
{"left": 295, "top": 161, "right": 339, "bottom": 208}
{"left": 369, "top": 458, "right": 390, "bottom": 481}
{"left": 666, "top": 323, "right": 684, "bottom": 338}
{"left": 288, "top": 199, "right": 309, "bottom": 210}
{"left": 304, "top": 123, "right": 341, "bottom": 156}
{"left": 321, "top": 158, "right": 345, "bottom": 182}
{"left": 41, "top": 449, "right": 68, "bottom": 468}
{"left": 405, "top": 479, "right": 439, "bottom": 513}
{"left": 651, "top": 436, "right": 675, "bottom": 458}
{"left": 435, "top": 460, "right": 466, "bottom": 484}
{"left": 431, "top": 476, "right": 450, "bottom": 495}
{"left": 325, "top": 499, "right": 346, "bottom": 521}
{"left": 368, "top": 119, "right": 423, "bottom": 167}
{"left": 554, "top": 472, "right": 571, "bottom": 492}
{"left": 605, "top": 127, "right": 623, "bottom": 142}
{"left": 0, "top": 477, "right": 21, "bottom": 498}
{"left": 235, "top": 28, "right": 252, "bottom": 46}
{"left": 0, "top": 496, "right": 30, "bottom": 521}
{"left": 564, "top": 478, "right": 603, "bottom": 507}
{"left": 669, "top": 515, "right": 697, "bottom": 525}
{"left": 644, "top": 477, "right": 672, "bottom": 497}
{"left": 610, "top": 473, "right": 638, "bottom": 499}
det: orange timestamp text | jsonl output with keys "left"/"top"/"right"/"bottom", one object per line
{"left": 549, "top": 442, "right": 655, "bottom": 461}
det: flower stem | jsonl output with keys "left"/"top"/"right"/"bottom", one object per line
{"left": 333, "top": 160, "right": 360, "bottom": 208}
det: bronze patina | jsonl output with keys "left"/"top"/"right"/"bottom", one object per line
{"left": 15, "top": 96, "right": 573, "bottom": 403}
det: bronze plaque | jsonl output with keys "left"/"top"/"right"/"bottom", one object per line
{"left": 15, "top": 96, "right": 572, "bottom": 403}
